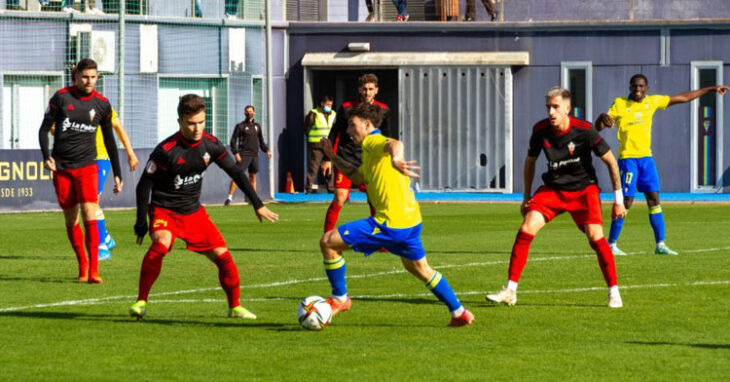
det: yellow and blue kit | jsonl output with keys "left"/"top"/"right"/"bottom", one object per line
{"left": 337, "top": 129, "right": 424, "bottom": 260}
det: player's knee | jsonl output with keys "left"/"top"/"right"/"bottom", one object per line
{"left": 148, "top": 240, "right": 170, "bottom": 260}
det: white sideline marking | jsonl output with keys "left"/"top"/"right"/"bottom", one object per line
{"left": 1, "top": 246, "right": 728, "bottom": 313}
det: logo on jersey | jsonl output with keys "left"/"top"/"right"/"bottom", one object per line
{"left": 67, "top": 104, "right": 75, "bottom": 111}
{"left": 202, "top": 152, "right": 210, "bottom": 166}
{"left": 61, "top": 117, "right": 96, "bottom": 133}
{"left": 634, "top": 112, "right": 642, "bottom": 119}
{"left": 543, "top": 139, "right": 552, "bottom": 149}
{"left": 145, "top": 160, "right": 157, "bottom": 174}
{"left": 548, "top": 157, "right": 581, "bottom": 169}
{"left": 173, "top": 173, "right": 204, "bottom": 189}
{"left": 567, "top": 141, "right": 575, "bottom": 156}
{"left": 176, "top": 157, "right": 186, "bottom": 165}
{"left": 89, "top": 108, "right": 96, "bottom": 122}
{"left": 372, "top": 227, "right": 381, "bottom": 235}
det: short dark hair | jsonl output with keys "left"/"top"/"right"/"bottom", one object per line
{"left": 321, "top": 95, "right": 333, "bottom": 103}
{"left": 630, "top": 73, "right": 649, "bottom": 85}
{"left": 177, "top": 94, "right": 206, "bottom": 118}
{"left": 72, "top": 58, "right": 98, "bottom": 78}
{"left": 245, "top": 105, "right": 255, "bottom": 112}
{"left": 346, "top": 103, "right": 382, "bottom": 128}
{"left": 358, "top": 73, "right": 378, "bottom": 87}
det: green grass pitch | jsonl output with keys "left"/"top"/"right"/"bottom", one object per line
{"left": 1, "top": 202, "right": 728, "bottom": 381}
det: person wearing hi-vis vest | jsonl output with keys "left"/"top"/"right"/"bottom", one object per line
{"left": 303, "top": 95, "right": 336, "bottom": 194}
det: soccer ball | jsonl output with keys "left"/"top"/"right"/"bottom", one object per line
{"left": 297, "top": 296, "right": 332, "bottom": 331}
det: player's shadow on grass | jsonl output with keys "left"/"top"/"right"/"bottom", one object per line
{"left": 0, "top": 311, "right": 287, "bottom": 329}
{"left": 0, "top": 255, "right": 68, "bottom": 261}
{"left": 627, "top": 341, "right": 730, "bottom": 350}
{"left": 356, "top": 296, "right": 442, "bottom": 307}
{"left": 0, "top": 275, "right": 77, "bottom": 284}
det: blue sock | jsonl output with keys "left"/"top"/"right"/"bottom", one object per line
{"left": 426, "top": 272, "right": 462, "bottom": 312}
{"left": 324, "top": 256, "right": 347, "bottom": 297}
{"left": 648, "top": 205, "right": 666, "bottom": 243}
{"left": 96, "top": 209, "right": 109, "bottom": 246}
{"left": 608, "top": 216, "right": 624, "bottom": 244}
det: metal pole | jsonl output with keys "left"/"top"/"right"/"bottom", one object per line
{"left": 265, "top": 0, "right": 274, "bottom": 198}
{"left": 118, "top": 0, "right": 125, "bottom": 121}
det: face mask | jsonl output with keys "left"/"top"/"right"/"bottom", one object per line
{"left": 323, "top": 106, "right": 332, "bottom": 113}
{"left": 245, "top": 113, "right": 253, "bottom": 120}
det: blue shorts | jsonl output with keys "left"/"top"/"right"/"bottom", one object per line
{"left": 619, "top": 157, "right": 660, "bottom": 197}
{"left": 96, "top": 159, "right": 111, "bottom": 195}
{"left": 338, "top": 217, "right": 426, "bottom": 260}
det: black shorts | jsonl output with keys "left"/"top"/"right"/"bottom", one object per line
{"left": 236, "top": 155, "right": 258, "bottom": 174}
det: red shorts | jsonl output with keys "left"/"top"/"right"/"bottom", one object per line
{"left": 148, "top": 206, "right": 226, "bottom": 252}
{"left": 52, "top": 163, "right": 99, "bottom": 209}
{"left": 526, "top": 184, "right": 603, "bottom": 231}
{"left": 333, "top": 168, "right": 366, "bottom": 192}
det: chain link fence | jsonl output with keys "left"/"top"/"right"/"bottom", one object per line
{"left": 1, "top": 0, "right": 267, "bottom": 150}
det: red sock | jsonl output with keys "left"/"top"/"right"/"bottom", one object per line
{"left": 324, "top": 201, "right": 343, "bottom": 233}
{"left": 508, "top": 230, "right": 534, "bottom": 283}
{"left": 137, "top": 241, "right": 168, "bottom": 302}
{"left": 83, "top": 220, "right": 99, "bottom": 276}
{"left": 66, "top": 223, "right": 88, "bottom": 272}
{"left": 214, "top": 251, "right": 240, "bottom": 308}
{"left": 590, "top": 237, "right": 618, "bottom": 287}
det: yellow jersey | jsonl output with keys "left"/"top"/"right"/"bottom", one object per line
{"left": 607, "top": 94, "right": 670, "bottom": 158}
{"left": 95, "top": 108, "right": 118, "bottom": 160}
{"left": 359, "top": 131, "right": 421, "bottom": 229}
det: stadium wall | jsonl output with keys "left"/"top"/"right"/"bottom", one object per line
{"left": 285, "top": 22, "right": 730, "bottom": 194}
{"left": 0, "top": 10, "right": 286, "bottom": 211}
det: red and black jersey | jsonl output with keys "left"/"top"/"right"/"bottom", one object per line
{"left": 328, "top": 99, "right": 391, "bottom": 167}
{"left": 38, "top": 86, "right": 121, "bottom": 179}
{"left": 528, "top": 117, "right": 610, "bottom": 191}
{"left": 229, "top": 119, "right": 269, "bottom": 157}
{"left": 138, "top": 132, "right": 263, "bottom": 216}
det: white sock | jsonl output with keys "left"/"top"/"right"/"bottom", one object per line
{"left": 656, "top": 241, "right": 665, "bottom": 247}
{"left": 333, "top": 294, "right": 348, "bottom": 302}
{"left": 609, "top": 285, "right": 620, "bottom": 297}
{"left": 507, "top": 280, "right": 518, "bottom": 291}
{"left": 227, "top": 194, "right": 233, "bottom": 201}
{"left": 451, "top": 306, "right": 465, "bottom": 317}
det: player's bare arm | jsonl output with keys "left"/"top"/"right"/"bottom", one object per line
{"left": 112, "top": 117, "right": 139, "bottom": 171}
{"left": 594, "top": 113, "right": 614, "bottom": 131}
{"left": 599, "top": 150, "right": 627, "bottom": 219}
{"left": 521, "top": 155, "right": 537, "bottom": 215}
{"left": 668, "top": 85, "right": 730, "bottom": 106}
{"left": 319, "top": 138, "right": 364, "bottom": 184}
{"left": 385, "top": 140, "right": 420, "bottom": 178}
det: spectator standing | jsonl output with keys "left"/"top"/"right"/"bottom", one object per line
{"left": 224, "top": 105, "right": 271, "bottom": 205}
{"left": 304, "top": 96, "right": 336, "bottom": 194}
{"left": 464, "top": 0, "right": 497, "bottom": 21}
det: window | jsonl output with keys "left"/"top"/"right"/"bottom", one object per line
{"left": 2, "top": 75, "right": 63, "bottom": 149}
{"left": 157, "top": 77, "right": 228, "bottom": 143}
{"left": 690, "top": 61, "right": 724, "bottom": 191}
{"left": 561, "top": 62, "right": 593, "bottom": 121}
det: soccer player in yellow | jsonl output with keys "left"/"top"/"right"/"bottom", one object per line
{"left": 595, "top": 74, "right": 728, "bottom": 256}
{"left": 319, "top": 103, "right": 474, "bottom": 327}
{"left": 95, "top": 108, "right": 138, "bottom": 259}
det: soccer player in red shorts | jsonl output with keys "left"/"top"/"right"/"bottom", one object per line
{"left": 486, "top": 87, "right": 627, "bottom": 308}
{"left": 130, "top": 94, "right": 278, "bottom": 320}
{"left": 38, "top": 58, "right": 123, "bottom": 284}
{"left": 324, "top": 73, "right": 391, "bottom": 232}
